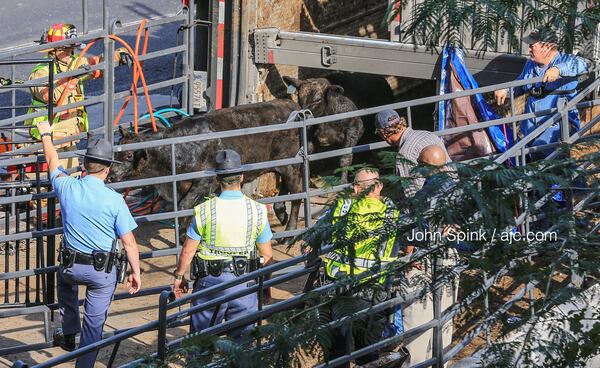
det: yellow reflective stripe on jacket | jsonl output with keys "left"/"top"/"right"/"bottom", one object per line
{"left": 325, "top": 197, "right": 399, "bottom": 279}
{"left": 194, "top": 195, "right": 267, "bottom": 260}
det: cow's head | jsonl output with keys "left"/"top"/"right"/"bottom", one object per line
{"left": 283, "top": 77, "right": 344, "bottom": 115}
{"left": 107, "top": 126, "right": 149, "bottom": 183}
{"left": 283, "top": 76, "right": 348, "bottom": 147}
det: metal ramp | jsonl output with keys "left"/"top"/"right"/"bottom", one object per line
{"left": 251, "top": 28, "right": 527, "bottom": 85}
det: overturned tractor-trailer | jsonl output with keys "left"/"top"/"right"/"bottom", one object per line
{"left": 1, "top": 0, "right": 599, "bottom": 367}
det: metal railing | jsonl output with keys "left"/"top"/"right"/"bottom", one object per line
{"left": 3, "top": 68, "right": 598, "bottom": 367}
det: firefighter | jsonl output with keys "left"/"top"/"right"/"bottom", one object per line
{"left": 172, "top": 149, "right": 273, "bottom": 339}
{"left": 25, "top": 23, "right": 133, "bottom": 167}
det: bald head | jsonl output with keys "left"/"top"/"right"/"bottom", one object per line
{"left": 353, "top": 168, "right": 382, "bottom": 198}
{"left": 418, "top": 145, "right": 447, "bottom": 167}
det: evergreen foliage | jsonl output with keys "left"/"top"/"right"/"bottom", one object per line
{"left": 387, "top": 0, "right": 600, "bottom": 54}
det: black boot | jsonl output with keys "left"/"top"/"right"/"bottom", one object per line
{"left": 53, "top": 328, "right": 76, "bottom": 352}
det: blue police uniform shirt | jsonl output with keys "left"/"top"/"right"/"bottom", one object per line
{"left": 186, "top": 190, "right": 273, "bottom": 243}
{"left": 51, "top": 167, "right": 138, "bottom": 254}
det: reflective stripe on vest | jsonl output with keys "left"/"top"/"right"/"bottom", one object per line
{"left": 326, "top": 251, "right": 391, "bottom": 269}
{"left": 194, "top": 196, "right": 266, "bottom": 260}
{"left": 325, "top": 197, "right": 399, "bottom": 279}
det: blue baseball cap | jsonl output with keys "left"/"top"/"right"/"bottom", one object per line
{"left": 375, "top": 109, "right": 402, "bottom": 130}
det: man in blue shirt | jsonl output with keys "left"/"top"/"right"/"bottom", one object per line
{"left": 37, "top": 121, "right": 141, "bottom": 368}
{"left": 495, "top": 27, "right": 589, "bottom": 158}
{"left": 172, "top": 149, "right": 273, "bottom": 340}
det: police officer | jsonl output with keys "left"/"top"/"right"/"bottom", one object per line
{"left": 37, "top": 121, "right": 141, "bottom": 368}
{"left": 172, "top": 149, "right": 273, "bottom": 339}
{"left": 316, "top": 168, "right": 404, "bottom": 366}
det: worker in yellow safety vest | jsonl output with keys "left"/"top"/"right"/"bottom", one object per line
{"left": 25, "top": 23, "right": 133, "bottom": 168}
{"left": 317, "top": 168, "right": 407, "bottom": 366}
{"left": 324, "top": 168, "right": 400, "bottom": 280}
{"left": 171, "top": 149, "right": 273, "bottom": 340}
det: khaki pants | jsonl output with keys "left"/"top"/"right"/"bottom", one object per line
{"left": 402, "top": 249, "right": 459, "bottom": 366}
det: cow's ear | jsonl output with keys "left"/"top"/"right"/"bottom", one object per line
{"left": 283, "top": 76, "right": 303, "bottom": 88}
{"left": 118, "top": 125, "right": 129, "bottom": 138}
{"left": 326, "top": 85, "right": 344, "bottom": 95}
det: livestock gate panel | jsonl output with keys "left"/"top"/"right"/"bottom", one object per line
{"left": 0, "top": 58, "right": 57, "bottom": 309}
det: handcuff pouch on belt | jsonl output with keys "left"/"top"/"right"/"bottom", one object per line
{"left": 232, "top": 256, "right": 249, "bottom": 276}
{"left": 59, "top": 247, "right": 76, "bottom": 268}
{"left": 191, "top": 256, "right": 253, "bottom": 278}
{"left": 207, "top": 260, "right": 225, "bottom": 277}
{"left": 92, "top": 250, "right": 109, "bottom": 272}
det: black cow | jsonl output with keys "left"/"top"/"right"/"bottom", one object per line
{"left": 283, "top": 76, "right": 364, "bottom": 183}
{"left": 109, "top": 99, "right": 304, "bottom": 236}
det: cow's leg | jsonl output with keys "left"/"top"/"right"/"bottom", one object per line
{"left": 339, "top": 121, "right": 363, "bottom": 184}
{"left": 277, "top": 165, "right": 304, "bottom": 245}
{"left": 273, "top": 202, "right": 288, "bottom": 226}
{"left": 338, "top": 153, "right": 353, "bottom": 184}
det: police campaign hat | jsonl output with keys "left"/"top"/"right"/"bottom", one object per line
{"left": 522, "top": 27, "right": 558, "bottom": 45}
{"left": 212, "top": 149, "right": 249, "bottom": 175}
{"left": 76, "top": 138, "right": 121, "bottom": 164}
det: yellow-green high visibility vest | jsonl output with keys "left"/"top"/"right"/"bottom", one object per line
{"left": 194, "top": 195, "right": 268, "bottom": 260}
{"left": 325, "top": 196, "right": 399, "bottom": 280}
{"left": 24, "top": 58, "right": 89, "bottom": 139}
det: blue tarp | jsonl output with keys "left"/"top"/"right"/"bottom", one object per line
{"left": 438, "top": 46, "right": 513, "bottom": 154}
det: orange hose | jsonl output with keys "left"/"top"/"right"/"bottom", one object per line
{"left": 113, "top": 20, "right": 150, "bottom": 132}
{"left": 108, "top": 34, "right": 157, "bottom": 132}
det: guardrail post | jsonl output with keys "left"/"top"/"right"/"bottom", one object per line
{"left": 35, "top": 157, "right": 46, "bottom": 304}
{"left": 432, "top": 251, "right": 443, "bottom": 368}
{"left": 47, "top": 191, "right": 56, "bottom": 304}
{"left": 171, "top": 144, "right": 180, "bottom": 249}
{"left": 157, "top": 290, "right": 172, "bottom": 361}
{"left": 186, "top": 1, "right": 196, "bottom": 113}
{"left": 299, "top": 115, "right": 312, "bottom": 228}
{"left": 104, "top": 15, "right": 116, "bottom": 143}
